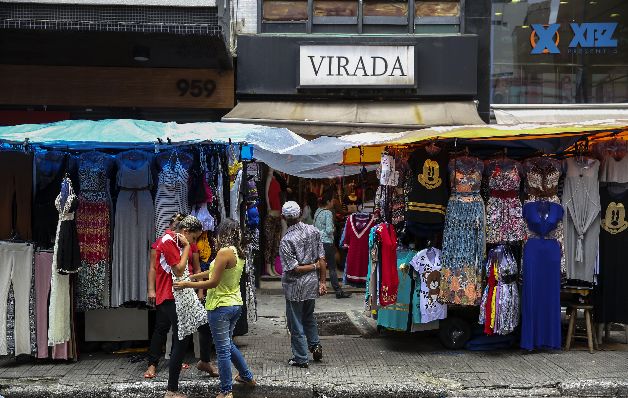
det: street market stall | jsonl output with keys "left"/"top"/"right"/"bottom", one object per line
{"left": 0, "top": 118, "right": 316, "bottom": 360}
{"left": 332, "top": 119, "right": 628, "bottom": 351}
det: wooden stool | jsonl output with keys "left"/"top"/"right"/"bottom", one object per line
{"left": 565, "top": 304, "right": 598, "bottom": 353}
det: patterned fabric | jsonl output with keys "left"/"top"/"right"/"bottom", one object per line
{"left": 172, "top": 265, "right": 208, "bottom": 340}
{"left": 76, "top": 153, "right": 112, "bottom": 311}
{"left": 485, "top": 159, "right": 525, "bottom": 243}
{"left": 410, "top": 248, "right": 447, "bottom": 323}
{"left": 263, "top": 214, "right": 282, "bottom": 267}
{"left": 479, "top": 245, "right": 519, "bottom": 335}
{"left": 154, "top": 156, "right": 190, "bottom": 240}
{"left": 440, "top": 156, "right": 485, "bottom": 306}
{"left": 245, "top": 227, "right": 259, "bottom": 322}
{"left": 524, "top": 157, "right": 565, "bottom": 275}
{"left": 280, "top": 222, "right": 324, "bottom": 302}
{"left": 313, "top": 208, "right": 335, "bottom": 244}
{"left": 49, "top": 178, "right": 77, "bottom": 345}
{"left": 5, "top": 258, "right": 37, "bottom": 357}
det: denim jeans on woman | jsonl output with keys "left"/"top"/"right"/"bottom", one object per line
{"left": 207, "top": 305, "right": 254, "bottom": 394}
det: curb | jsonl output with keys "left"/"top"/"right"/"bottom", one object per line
{"left": 2, "top": 379, "right": 628, "bottom": 398}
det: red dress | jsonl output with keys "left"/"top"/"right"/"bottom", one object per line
{"left": 344, "top": 213, "right": 375, "bottom": 284}
{"left": 378, "top": 223, "right": 399, "bottom": 307}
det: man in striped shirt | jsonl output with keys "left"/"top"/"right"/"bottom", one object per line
{"left": 279, "top": 201, "right": 327, "bottom": 368}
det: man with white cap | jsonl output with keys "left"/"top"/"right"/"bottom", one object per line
{"left": 279, "top": 200, "right": 327, "bottom": 368}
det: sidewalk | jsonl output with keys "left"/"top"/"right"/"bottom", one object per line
{"left": 2, "top": 291, "right": 628, "bottom": 398}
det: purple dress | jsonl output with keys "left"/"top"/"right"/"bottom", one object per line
{"left": 521, "top": 201, "right": 563, "bottom": 350}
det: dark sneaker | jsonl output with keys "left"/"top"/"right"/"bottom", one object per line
{"left": 288, "top": 358, "right": 309, "bottom": 368}
{"left": 336, "top": 290, "right": 352, "bottom": 299}
{"left": 309, "top": 344, "right": 323, "bottom": 361}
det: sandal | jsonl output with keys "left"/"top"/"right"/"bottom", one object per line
{"left": 196, "top": 361, "right": 220, "bottom": 377}
{"left": 144, "top": 365, "right": 157, "bottom": 379}
{"left": 235, "top": 374, "right": 257, "bottom": 387}
{"left": 164, "top": 392, "right": 187, "bottom": 398}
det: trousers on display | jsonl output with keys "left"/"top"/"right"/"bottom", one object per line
{"left": 0, "top": 242, "right": 34, "bottom": 356}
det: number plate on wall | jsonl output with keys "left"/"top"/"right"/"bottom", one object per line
{"left": 299, "top": 45, "right": 415, "bottom": 87}
{"left": 0, "top": 65, "right": 234, "bottom": 109}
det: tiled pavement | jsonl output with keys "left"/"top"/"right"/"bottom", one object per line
{"left": 1, "top": 292, "right": 628, "bottom": 397}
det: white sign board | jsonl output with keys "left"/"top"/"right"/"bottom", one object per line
{"left": 299, "top": 45, "right": 415, "bottom": 87}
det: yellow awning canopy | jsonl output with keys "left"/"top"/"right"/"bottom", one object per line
{"left": 342, "top": 120, "right": 628, "bottom": 164}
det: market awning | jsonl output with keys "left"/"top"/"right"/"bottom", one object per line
{"left": 341, "top": 119, "right": 628, "bottom": 164}
{"left": 222, "top": 100, "right": 485, "bottom": 137}
{"left": 492, "top": 104, "right": 628, "bottom": 124}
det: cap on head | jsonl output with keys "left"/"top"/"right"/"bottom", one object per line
{"left": 282, "top": 201, "right": 301, "bottom": 219}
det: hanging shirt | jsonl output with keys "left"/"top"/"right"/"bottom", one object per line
{"left": 344, "top": 213, "right": 375, "bottom": 284}
{"left": 410, "top": 248, "right": 448, "bottom": 323}
{"left": 406, "top": 148, "right": 449, "bottom": 224}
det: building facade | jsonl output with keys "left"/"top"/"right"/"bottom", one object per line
{"left": 490, "top": 0, "right": 627, "bottom": 122}
{"left": 0, "top": 0, "right": 235, "bottom": 124}
{"left": 224, "top": 0, "right": 492, "bottom": 130}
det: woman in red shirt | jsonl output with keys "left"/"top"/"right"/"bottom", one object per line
{"left": 148, "top": 215, "right": 218, "bottom": 398}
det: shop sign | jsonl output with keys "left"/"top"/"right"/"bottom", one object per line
{"left": 530, "top": 22, "right": 618, "bottom": 55}
{"left": 299, "top": 45, "right": 415, "bottom": 87}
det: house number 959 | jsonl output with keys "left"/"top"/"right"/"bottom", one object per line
{"left": 176, "top": 79, "right": 217, "bottom": 97}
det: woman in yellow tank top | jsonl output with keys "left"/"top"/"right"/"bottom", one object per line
{"left": 174, "top": 219, "right": 255, "bottom": 398}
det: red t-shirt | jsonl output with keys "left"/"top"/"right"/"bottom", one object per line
{"left": 154, "top": 231, "right": 197, "bottom": 306}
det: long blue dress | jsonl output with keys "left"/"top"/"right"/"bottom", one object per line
{"left": 521, "top": 201, "right": 564, "bottom": 350}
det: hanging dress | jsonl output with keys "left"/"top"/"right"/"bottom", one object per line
{"left": 49, "top": 177, "right": 80, "bottom": 345}
{"left": 344, "top": 213, "right": 376, "bottom": 285}
{"left": 33, "top": 152, "right": 68, "bottom": 249}
{"left": 155, "top": 155, "right": 190, "bottom": 240}
{"left": 111, "top": 156, "right": 155, "bottom": 307}
{"left": 378, "top": 223, "right": 399, "bottom": 307}
{"left": 562, "top": 158, "right": 601, "bottom": 283}
{"left": 595, "top": 186, "right": 628, "bottom": 324}
{"left": 410, "top": 247, "right": 447, "bottom": 323}
{"left": 521, "top": 201, "right": 563, "bottom": 350}
{"left": 377, "top": 248, "right": 415, "bottom": 331}
{"left": 440, "top": 156, "right": 485, "bottom": 305}
{"left": 479, "top": 245, "right": 519, "bottom": 335}
{"left": 485, "top": 159, "right": 525, "bottom": 243}
{"left": 75, "top": 153, "right": 112, "bottom": 311}
{"left": 524, "top": 157, "right": 565, "bottom": 275}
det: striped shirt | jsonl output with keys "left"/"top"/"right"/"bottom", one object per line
{"left": 280, "top": 222, "right": 325, "bottom": 302}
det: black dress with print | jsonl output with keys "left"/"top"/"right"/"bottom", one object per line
{"left": 595, "top": 185, "right": 628, "bottom": 324}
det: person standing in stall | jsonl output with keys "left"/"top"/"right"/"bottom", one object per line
{"left": 146, "top": 215, "right": 219, "bottom": 398}
{"left": 280, "top": 201, "right": 327, "bottom": 367}
{"left": 314, "top": 191, "right": 352, "bottom": 299}
{"left": 174, "top": 219, "right": 256, "bottom": 398}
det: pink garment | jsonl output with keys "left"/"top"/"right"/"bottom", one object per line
{"left": 344, "top": 213, "right": 375, "bottom": 284}
{"left": 34, "top": 251, "right": 70, "bottom": 359}
{"left": 203, "top": 177, "right": 213, "bottom": 204}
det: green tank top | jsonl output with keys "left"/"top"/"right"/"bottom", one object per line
{"left": 205, "top": 247, "right": 244, "bottom": 311}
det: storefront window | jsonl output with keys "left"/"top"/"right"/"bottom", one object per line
{"left": 491, "top": 0, "right": 628, "bottom": 104}
{"left": 260, "top": 0, "right": 461, "bottom": 32}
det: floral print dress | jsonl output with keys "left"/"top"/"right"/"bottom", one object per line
{"left": 440, "top": 156, "right": 486, "bottom": 306}
{"left": 485, "top": 159, "right": 525, "bottom": 243}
